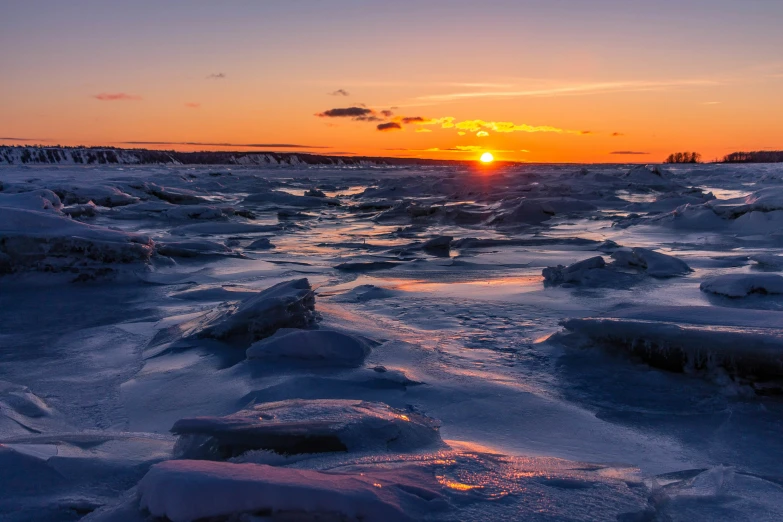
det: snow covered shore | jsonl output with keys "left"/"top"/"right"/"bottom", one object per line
{"left": 2, "top": 162, "right": 783, "bottom": 521}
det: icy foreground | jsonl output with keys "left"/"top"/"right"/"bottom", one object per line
{"left": 2, "top": 162, "right": 783, "bottom": 521}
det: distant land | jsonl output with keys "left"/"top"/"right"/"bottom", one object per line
{"left": 1, "top": 145, "right": 781, "bottom": 166}
{"left": 0, "top": 145, "right": 465, "bottom": 167}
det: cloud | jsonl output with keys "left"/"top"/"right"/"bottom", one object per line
{"left": 380, "top": 110, "right": 394, "bottom": 117}
{"left": 184, "top": 102, "right": 200, "bottom": 108}
{"left": 354, "top": 115, "right": 383, "bottom": 122}
{"left": 0, "top": 137, "right": 47, "bottom": 141}
{"left": 703, "top": 101, "right": 721, "bottom": 105}
{"left": 476, "top": 131, "right": 489, "bottom": 137}
{"left": 415, "top": 128, "right": 432, "bottom": 133}
{"left": 316, "top": 107, "right": 374, "bottom": 118}
{"left": 328, "top": 89, "right": 350, "bottom": 96}
{"left": 400, "top": 116, "right": 436, "bottom": 124}
{"left": 206, "top": 73, "right": 226, "bottom": 79}
{"left": 457, "top": 132, "right": 466, "bottom": 136}
{"left": 120, "top": 141, "right": 330, "bottom": 149}
{"left": 610, "top": 151, "right": 650, "bottom": 155}
{"left": 611, "top": 132, "right": 624, "bottom": 137}
{"left": 580, "top": 130, "right": 593, "bottom": 135}
{"left": 520, "top": 149, "right": 530, "bottom": 153}
{"left": 93, "top": 93, "right": 142, "bottom": 101}
{"left": 417, "top": 79, "right": 720, "bottom": 103}
{"left": 377, "top": 122, "right": 402, "bottom": 132}
{"left": 454, "top": 119, "right": 570, "bottom": 134}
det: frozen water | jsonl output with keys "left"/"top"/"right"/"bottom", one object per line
{"left": 2, "top": 162, "right": 783, "bottom": 521}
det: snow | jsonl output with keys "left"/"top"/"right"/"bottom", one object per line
{"left": 246, "top": 328, "right": 375, "bottom": 366}
{"left": 138, "top": 460, "right": 444, "bottom": 522}
{"left": 700, "top": 273, "right": 783, "bottom": 297}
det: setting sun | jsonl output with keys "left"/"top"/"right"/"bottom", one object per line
{"left": 480, "top": 152, "right": 494, "bottom": 163}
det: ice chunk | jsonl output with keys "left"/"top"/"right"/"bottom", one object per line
{"left": 138, "top": 460, "right": 444, "bottom": 522}
{"left": 0, "top": 190, "right": 63, "bottom": 213}
{"left": 0, "top": 207, "right": 153, "bottom": 274}
{"left": 560, "top": 306, "right": 783, "bottom": 382}
{"left": 700, "top": 273, "right": 783, "bottom": 297}
{"left": 243, "top": 189, "right": 339, "bottom": 208}
{"left": 421, "top": 235, "right": 453, "bottom": 252}
{"left": 171, "top": 399, "right": 442, "bottom": 459}
{"left": 156, "top": 240, "right": 233, "bottom": 258}
{"left": 54, "top": 184, "right": 139, "bottom": 207}
{"left": 246, "top": 328, "right": 374, "bottom": 366}
{"left": 163, "top": 205, "right": 225, "bottom": 220}
{"left": 543, "top": 256, "right": 607, "bottom": 286}
{"left": 196, "top": 278, "right": 316, "bottom": 343}
{"left": 334, "top": 284, "right": 398, "bottom": 302}
{"left": 610, "top": 247, "right": 691, "bottom": 277}
{"left": 246, "top": 237, "right": 275, "bottom": 250}
{"left": 751, "top": 254, "right": 783, "bottom": 269}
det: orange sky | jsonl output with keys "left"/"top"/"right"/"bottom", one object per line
{"left": 2, "top": 1, "right": 782, "bottom": 163}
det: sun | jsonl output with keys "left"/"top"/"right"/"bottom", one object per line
{"left": 480, "top": 152, "right": 494, "bottom": 163}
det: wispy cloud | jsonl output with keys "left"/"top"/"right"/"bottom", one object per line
{"left": 476, "top": 131, "right": 489, "bottom": 137}
{"left": 415, "top": 128, "right": 432, "bottom": 133}
{"left": 416, "top": 79, "right": 719, "bottom": 103}
{"left": 120, "top": 141, "right": 330, "bottom": 149}
{"left": 184, "top": 102, "right": 200, "bottom": 108}
{"left": 610, "top": 151, "right": 650, "bottom": 155}
{"left": 611, "top": 132, "right": 625, "bottom": 137}
{"left": 328, "top": 89, "right": 350, "bottom": 96}
{"left": 0, "top": 137, "right": 48, "bottom": 141}
{"left": 377, "top": 122, "right": 402, "bottom": 132}
{"left": 454, "top": 119, "right": 574, "bottom": 134}
{"left": 93, "top": 93, "right": 142, "bottom": 101}
{"left": 206, "top": 73, "right": 226, "bottom": 79}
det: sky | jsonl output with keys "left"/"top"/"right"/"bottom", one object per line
{"left": 1, "top": 0, "right": 782, "bottom": 163}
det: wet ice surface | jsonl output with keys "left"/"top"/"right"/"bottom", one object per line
{"left": 2, "top": 163, "right": 783, "bottom": 521}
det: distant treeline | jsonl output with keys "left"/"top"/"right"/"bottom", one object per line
{"left": 722, "top": 151, "right": 783, "bottom": 163}
{"left": 0, "top": 145, "right": 465, "bottom": 166}
{"left": 664, "top": 152, "right": 702, "bottom": 164}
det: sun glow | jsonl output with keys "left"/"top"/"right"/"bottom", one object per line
{"left": 480, "top": 152, "right": 494, "bottom": 163}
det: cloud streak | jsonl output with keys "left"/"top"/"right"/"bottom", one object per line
{"left": 417, "top": 79, "right": 719, "bottom": 103}
{"left": 206, "top": 73, "right": 226, "bottom": 79}
{"left": 610, "top": 151, "right": 650, "bottom": 155}
{"left": 329, "top": 89, "right": 350, "bottom": 96}
{"left": 93, "top": 93, "right": 142, "bottom": 101}
{"left": 184, "top": 102, "right": 200, "bottom": 108}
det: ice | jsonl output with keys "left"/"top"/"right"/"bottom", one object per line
{"left": 156, "top": 240, "right": 233, "bottom": 258}
{"left": 610, "top": 247, "right": 691, "bottom": 277}
{"left": 560, "top": 306, "right": 783, "bottom": 382}
{"left": 163, "top": 205, "right": 225, "bottom": 220}
{"left": 171, "top": 398, "right": 442, "bottom": 459}
{"left": 246, "top": 328, "right": 375, "bottom": 367}
{"left": 0, "top": 207, "right": 153, "bottom": 274}
{"left": 543, "top": 256, "right": 608, "bottom": 286}
{"left": 196, "top": 278, "right": 317, "bottom": 344}
{"left": 246, "top": 237, "right": 275, "bottom": 249}
{"left": 700, "top": 273, "right": 783, "bottom": 297}
{"left": 53, "top": 184, "right": 139, "bottom": 207}
{"left": 244, "top": 189, "right": 340, "bottom": 208}
{"left": 138, "top": 460, "right": 444, "bottom": 522}
{"left": 421, "top": 235, "right": 453, "bottom": 253}
{"left": 0, "top": 189, "right": 63, "bottom": 212}
{"left": 3, "top": 162, "right": 783, "bottom": 521}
